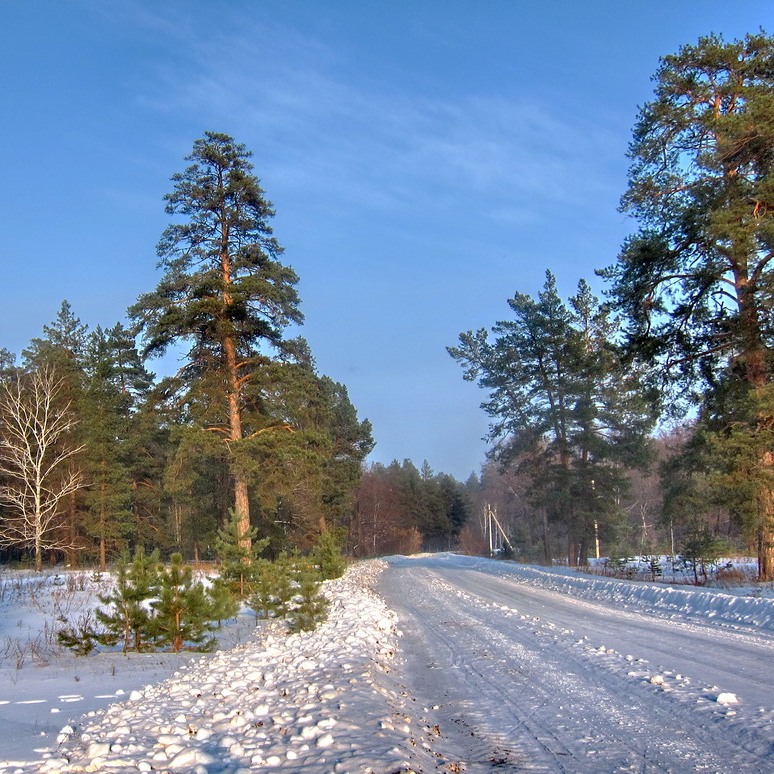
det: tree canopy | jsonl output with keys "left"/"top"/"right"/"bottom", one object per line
{"left": 449, "top": 272, "right": 656, "bottom": 564}
{"left": 602, "top": 31, "right": 774, "bottom": 578}
{"left": 0, "top": 133, "right": 380, "bottom": 568}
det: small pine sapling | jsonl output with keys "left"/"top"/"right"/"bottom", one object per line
{"left": 272, "top": 552, "right": 296, "bottom": 620}
{"left": 207, "top": 579, "right": 239, "bottom": 626}
{"left": 214, "top": 509, "right": 268, "bottom": 599}
{"left": 95, "top": 547, "right": 160, "bottom": 652}
{"left": 312, "top": 529, "right": 347, "bottom": 580}
{"left": 153, "top": 554, "right": 217, "bottom": 652}
{"left": 681, "top": 527, "right": 727, "bottom": 585}
{"left": 288, "top": 559, "right": 328, "bottom": 633}
{"left": 248, "top": 558, "right": 280, "bottom": 621}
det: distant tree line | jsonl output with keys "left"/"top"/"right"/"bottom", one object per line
{"left": 353, "top": 459, "right": 469, "bottom": 557}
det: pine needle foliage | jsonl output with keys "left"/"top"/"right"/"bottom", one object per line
{"left": 312, "top": 529, "right": 347, "bottom": 580}
{"left": 58, "top": 549, "right": 231, "bottom": 655}
{"left": 153, "top": 553, "right": 217, "bottom": 653}
{"left": 214, "top": 509, "right": 268, "bottom": 599}
{"left": 246, "top": 552, "right": 329, "bottom": 632}
{"left": 288, "top": 558, "right": 329, "bottom": 633}
{"left": 94, "top": 546, "right": 160, "bottom": 653}
{"left": 248, "top": 558, "right": 281, "bottom": 620}
{"left": 270, "top": 552, "right": 297, "bottom": 620}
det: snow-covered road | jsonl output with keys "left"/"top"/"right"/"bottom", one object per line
{"left": 379, "top": 554, "right": 774, "bottom": 772}
{"left": 4, "top": 555, "right": 774, "bottom": 772}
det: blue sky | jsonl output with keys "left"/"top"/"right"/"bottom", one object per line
{"left": 1, "top": 1, "right": 770, "bottom": 480}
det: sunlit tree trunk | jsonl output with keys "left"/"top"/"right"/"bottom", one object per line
{"left": 757, "top": 451, "right": 774, "bottom": 581}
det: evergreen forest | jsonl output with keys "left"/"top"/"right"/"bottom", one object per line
{"left": 0, "top": 133, "right": 471, "bottom": 571}
{"left": 2, "top": 31, "right": 774, "bottom": 583}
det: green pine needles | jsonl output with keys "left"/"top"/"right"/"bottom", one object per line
{"left": 215, "top": 514, "right": 343, "bottom": 633}
{"left": 247, "top": 552, "right": 329, "bottom": 633}
{"left": 153, "top": 553, "right": 218, "bottom": 653}
{"left": 288, "top": 558, "right": 330, "bottom": 634}
{"left": 58, "top": 529, "right": 346, "bottom": 655}
{"left": 93, "top": 546, "right": 160, "bottom": 653}
{"left": 213, "top": 509, "right": 268, "bottom": 600}
{"left": 58, "top": 547, "right": 230, "bottom": 654}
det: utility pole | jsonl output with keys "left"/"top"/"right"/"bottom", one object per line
{"left": 482, "top": 504, "right": 495, "bottom": 555}
{"left": 484, "top": 504, "right": 514, "bottom": 556}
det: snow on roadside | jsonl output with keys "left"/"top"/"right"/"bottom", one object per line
{"left": 425, "top": 553, "right": 774, "bottom": 633}
{"left": 23, "top": 561, "right": 438, "bottom": 774}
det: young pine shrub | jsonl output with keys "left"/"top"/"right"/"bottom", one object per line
{"left": 153, "top": 554, "right": 217, "bottom": 653}
{"left": 57, "top": 547, "right": 161, "bottom": 655}
{"left": 288, "top": 558, "right": 328, "bottom": 634}
{"left": 214, "top": 509, "right": 268, "bottom": 599}
{"left": 207, "top": 578, "right": 240, "bottom": 626}
{"left": 248, "top": 558, "right": 281, "bottom": 620}
{"left": 95, "top": 547, "right": 161, "bottom": 653}
{"left": 271, "top": 553, "right": 297, "bottom": 620}
{"left": 312, "top": 530, "right": 347, "bottom": 580}
{"left": 681, "top": 527, "right": 728, "bottom": 585}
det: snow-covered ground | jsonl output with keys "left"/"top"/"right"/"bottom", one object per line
{"left": 449, "top": 554, "right": 774, "bottom": 632}
{"left": 1, "top": 562, "right": 440, "bottom": 773}
{"left": 1, "top": 554, "right": 773, "bottom": 772}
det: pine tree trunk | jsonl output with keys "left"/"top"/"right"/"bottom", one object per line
{"left": 234, "top": 476, "right": 251, "bottom": 550}
{"left": 567, "top": 539, "right": 579, "bottom": 568}
{"left": 541, "top": 509, "right": 552, "bottom": 566}
{"left": 757, "top": 524, "right": 774, "bottom": 581}
{"left": 754, "top": 396, "right": 774, "bottom": 580}
{"left": 742, "top": 318, "right": 773, "bottom": 580}
{"left": 174, "top": 610, "right": 182, "bottom": 653}
{"left": 578, "top": 534, "right": 589, "bottom": 567}
{"left": 173, "top": 502, "right": 182, "bottom": 548}
{"left": 757, "top": 450, "right": 774, "bottom": 581}
{"left": 222, "top": 243, "right": 252, "bottom": 553}
{"left": 99, "top": 486, "right": 107, "bottom": 572}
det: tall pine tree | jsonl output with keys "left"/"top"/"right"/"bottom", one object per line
{"left": 449, "top": 272, "right": 655, "bottom": 564}
{"left": 80, "top": 327, "right": 141, "bottom": 569}
{"left": 602, "top": 32, "right": 774, "bottom": 578}
{"left": 130, "top": 133, "right": 303, "bottom": 551}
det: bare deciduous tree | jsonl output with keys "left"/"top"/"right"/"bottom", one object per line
{"left": 0, "top": 367, "right": 84, "bottom": 570}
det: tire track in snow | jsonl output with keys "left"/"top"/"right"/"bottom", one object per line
{"left": 380, "top": 562, "right": 772, "bottom": 772}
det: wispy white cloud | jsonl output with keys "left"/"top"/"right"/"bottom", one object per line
{"left": 117, "top": 5, "right": 623, "bottom": 229}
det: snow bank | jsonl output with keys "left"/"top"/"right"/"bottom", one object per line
{"left": 29, "top": 561, "right": 436, "bottom": 774}
{"left": 423, "top": 553, "right": 774, "bottom": 633}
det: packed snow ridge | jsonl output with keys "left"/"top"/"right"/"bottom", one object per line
{"left": 25, "top": 561, "right": 439, "bottom": 774}
{"left": 463, "top": 556, "right": 774, "bottom": 632}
